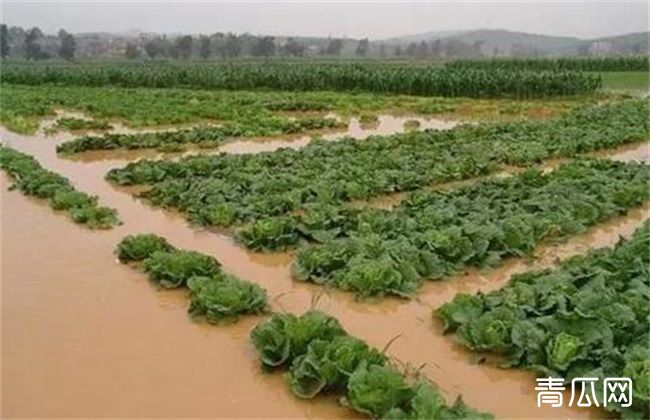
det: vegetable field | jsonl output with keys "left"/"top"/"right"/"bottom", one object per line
{"left": 438, "top": 222, "right": 650, "bottom": 418}
{"left": 106, "top": 100, "right": 648, "bottom": 229}
{"left": 1, "top": 58, "right": 648, "bottom": 419}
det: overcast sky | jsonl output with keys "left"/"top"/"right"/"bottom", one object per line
{"left": 1, "top": 1, "right": 648, "bottom": 40}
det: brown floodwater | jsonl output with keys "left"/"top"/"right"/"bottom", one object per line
{"left": 2, "top": 126, "right": 647, "bottom": 419}
{"left": 55, "top": 114, "right": 461, "bottom": 163}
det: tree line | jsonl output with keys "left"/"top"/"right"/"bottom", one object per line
{"left": 1, "top": 25, "right": 76, "bottom": 60}
{"left": 0, "top": 24, "right": 493, "bottom": 61}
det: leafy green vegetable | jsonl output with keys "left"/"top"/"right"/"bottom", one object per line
{"left": 187, "top": 275, "right": 267, "bottom": 323}
{"left": 116, "top": 234, "right": 175, "bottom": 262}
{"left": 293, "top": 159, "right": 650, "bottom": 298}
{"left": 143, "top": 250, "right": 222, "bottom": 288}
{"left": 250, "top": 310, "right": 346, "bottom": 369}
{"left": 251, "top": 310, "right": 492, "bottom": 419}
{"left": 55, "top": 117, "right": 112, "bottom": 131}
{"left": 383, "top": 381, "right": 493, "bottom": 420}
{"left": 0, "top": 146, "right": 119, "bottom": 229}
{"left": 545, "top": 332, "right": 584, "bottom": 371}
{"left": 288, "top": 336, "right": 387, "bottom": 398}
{"left": 107, "top": 99, "right": 648, "bottom": 233}
{"left": 69, "top": 206, "right": 120, "bottom": 229}
{"left": 344, "top": 363, "right": 413, "bottom": 417}
{"left": 57, "top": 115, "right": 341, "bottom": 153}
{"left": 437, "top": 294, "right": 484, "bottom": 332}
{"left": 437, "top": 222, "right": 650, "bottom": 418}
{"left": 115, "top": 234, "right": 267, "bottom": 324}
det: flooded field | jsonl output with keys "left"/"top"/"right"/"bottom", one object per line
{"left": 2, "top": 118, "right": 647, "bottom": 418}
{"left": 48, "top": 113, "right": 461, "bottom": 163}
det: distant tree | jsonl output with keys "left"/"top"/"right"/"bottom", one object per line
{"left": 199, "top": 35, "right": 211, "bottom": 59}
{"left": 144, "top": 37, "right": 165, "bottom": 59}
{"left": 223, "top": 33, "right": 241, "bottom": 58}
{"left": 430, "top": 39, "right": 442, "bottom": 57}
{"left": 125, "top": 43, "right": 139, "bottom": 59}
{"left": 472, "top": 41, "right": 485, "bottom": 57}
{"left": 281, "top": 37, "right": 305, "bottom": 57}
{"left": 171, "top": 35, "right": 193, "bottom": 59}
{"left": 405, "top": 42, "right": 417, "bottom": 57}
{"left": 378, "top": 43, "right": 387, "bottom": 58}
{"left": 394, "top": 45, "right": 403, "bottom": 56}
{"left": 251, "top": 36, "right": 276, "bottom": 57}
{"left": 25, "top": 27, "right": 43, "bottom": 60}
{"left": 444, "top": 39, "right": 478, "bottom": 58}
{"left": 355, "top": 38, "right": 369, "bottom": 56}
{"left": 0, "top": 24, "right": 9, "bottom": 58}
{"left": 57, "top": 29, "right": 76, "bottom": 61}
{"left": 416, "top": 41, "right": 429, "bottom": 57}
{"left": 322, "top": 38, "right": 344, "bottom": 56}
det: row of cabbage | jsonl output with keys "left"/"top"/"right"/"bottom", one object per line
{"left": 447, "top": 56, "right": 650, "bottom": 72}
{"left": 0, "top": 61, "right": 601, "bottom": 98}
{"left": 437, "top": 222, "right": 650, "bottom": 419}
{"left": 105, "top": 100, "right": 649, "bottom": 229}
{"left": 0, "top": 146, "right": 119, "bottom": 228}
{"left": 251, "top": 309, "right": 492, "bottom": 419}
{"left": 242, "top": 159, "right": 649, "bottom": 298}
{"left": 57, "top": 115, "right": 342, "bottom": 153}
{"left": 116, "top": 233, "right": 267, "bottom": 322}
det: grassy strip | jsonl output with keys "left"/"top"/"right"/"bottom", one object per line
{"left": 436, "top": 222, "right": 650, "bottom": 419}
{"left": 104, "top": 100, "right": 647, "bottom": 231}
{"left": 284, "top": 159, "right": 649, "bottom": 298}
{"left": 251, "top": 309, "right": 492, "bottom": 419}
{"left": 0, "top": 146, "right": 119, "bottom": 229}
{"left": 0, "top": 61, "right": 600, "bottom": 98}
{"left": 57, "top": 115, "right": 342, "bottom": 153}
{"left": 598, "top": 71, "right": 650, "bottom": 93}
{"left": 116, "top": 234, "right": 267, "bottom": 323}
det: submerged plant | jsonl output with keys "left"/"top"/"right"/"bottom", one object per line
{"left": 143, "top": 250, "right": 222, "bottom": 288}
{"left": 116, "top": 234, "right": 175, "bottom": 262}
{"left": 250, "top": 310, "right": 346, "bottom": 369}
{"left": 436, "top": 222, "right": 650, "bottom": 419}
{"left": 115, "top": 233, "right": 268, "bottom": 324}
{"left": 288, "top": 335, "right": 387, "bottom": 398}
{"left": 344, "top": 363, "right": 413, "bottom": 417}
{"left": 0, "top": 146, "right": 119, "bottom": 229}
{"left": 187, "top": 275, "right": 267, "bottom": 323}
{"left": 251, "top": 310, "right": 492, "bottom": 418}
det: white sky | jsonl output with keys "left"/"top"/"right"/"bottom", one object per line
{"left": 1, "top": 1, "right": 648, "bottom": 40}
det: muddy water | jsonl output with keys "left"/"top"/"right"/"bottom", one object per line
{"left": 2, "top": 127, "right": 647, "bottom": 418}
{"left": 55, "top": 114, "right": 461, "bottom": 163}
{"left": 220, "top": 115, "right": 459, "bottom": 155}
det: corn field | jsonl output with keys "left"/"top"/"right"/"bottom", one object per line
{"left": 447, "top": 56, "right": 650, "bottom": 72}
{"left": 0, "top": 61, "right": 602, "bottom": 98}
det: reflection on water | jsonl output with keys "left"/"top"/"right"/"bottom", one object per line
{"left": 1, "top": 124, "right": 644, "bottom": 419}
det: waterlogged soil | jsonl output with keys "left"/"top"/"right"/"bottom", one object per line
{"left": 52, "top": 114, "right": 461, "bottom": 163}
{"left": 2, "top": 126, "right": 647, "bottom": 419}
{"left": 220, "top": 115, "right": 459, "bottom": 155}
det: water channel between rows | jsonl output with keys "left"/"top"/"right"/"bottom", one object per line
{"left": 2, "top": 119, "right": 648, "bottom": 418}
